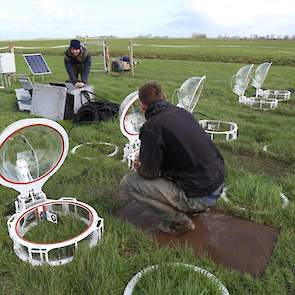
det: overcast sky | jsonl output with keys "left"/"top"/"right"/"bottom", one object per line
{"left": 1, "top": 0, "right": 294, "bottom": 39}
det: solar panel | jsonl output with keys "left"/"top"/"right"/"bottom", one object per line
{"left": 23, "top": 54, "right": 51, "bottom": 75}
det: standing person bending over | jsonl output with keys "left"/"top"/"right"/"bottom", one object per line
{"left": 64, "top": 39, "right": 91, "bottom": 88}
{"left": 119, "top": 82, "right": 224, "bottom": 235}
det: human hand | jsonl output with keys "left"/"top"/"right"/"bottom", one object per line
{"left": 75, "top": 82, "right": 85, "bottom": 88}
{"left": 133, "top": 157, "right": 141, "bottom": 170}
{"left": 132, "top": 151, "right": 141, "bottom": 170}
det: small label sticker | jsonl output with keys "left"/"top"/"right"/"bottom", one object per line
{"left": 46, "top": 211, "right": 58, "bottom": 224}
{"left": 208, "top": 123, "right": 216, "bottom": 131}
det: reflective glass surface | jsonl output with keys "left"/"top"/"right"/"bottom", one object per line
{"left": 120, "top": 91, "right": 145, "bottom": 135}
{"left": 0, "top": 125, "right": 63, "bottom": 183}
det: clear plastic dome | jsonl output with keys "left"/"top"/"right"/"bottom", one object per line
{"left": 0, "top": 125, "right": 63, "bottom": 183}
{"left": 119, "top": 91, "right": 145, "bottom": 136}
{"left": 235, "top": 65, "right": 253, "bottom": 90}
{"left": 232, "top": 65, "right": 254, "bottom": 96}
{"left": 177, "top": 77, "right": 205, "bottom": 112}
{"left": 252, "top": 62, "right": 271, "bottom": 88}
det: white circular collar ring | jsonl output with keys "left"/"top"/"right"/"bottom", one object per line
{"left": 71, "top": 142, "right": 119, "bottom": 160}
{"left": 123, "top": 263, "right": 230, "bottom": 295}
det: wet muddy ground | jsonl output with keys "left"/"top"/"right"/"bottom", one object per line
{"left": 117, "top": 201, "right": 279, "bottom": 277}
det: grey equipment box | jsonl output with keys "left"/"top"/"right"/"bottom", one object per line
{"left": 17, "top": 81, "right": 94, "bottom": 120}
{"left": 31, "top": 84, "right": 68, "bottom": 121}
{"left": 62, "top": 82, "right": 94, "bottom": 113}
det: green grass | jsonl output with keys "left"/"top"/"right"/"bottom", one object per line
{"left": 1, "top": 37, "right": 295, "bottom": 65}
{"left": 24, "top": 214, "right": 86, "bottom": 244}
{"left": 0, "top": 38, "right": 295, "bottom": 294}
{"left": 131, "top": 264, "right": 224, "bottom": 295}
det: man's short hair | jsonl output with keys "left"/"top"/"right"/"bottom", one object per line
{"left": 139, "top": 82, "right": 165, "bottom": 107}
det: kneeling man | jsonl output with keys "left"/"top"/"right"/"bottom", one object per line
{"left": 120, "top": 82, "right": 224, "bottom": 235}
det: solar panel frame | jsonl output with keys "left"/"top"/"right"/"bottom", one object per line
{"left": 23, "top": 53, "right": 52, "bottom": 76}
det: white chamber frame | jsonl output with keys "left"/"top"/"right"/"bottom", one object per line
{"left": 199, "top": 120, "right": 238, "bottom": 142}
{"left": 262, "top": 89, "right": 291, "bottom": 102}
{"left": 123, "top": 263, "right": 230, "bottom": 295}
{"left": 239, "top": 96, "right": 278, "bottom": 110}
{"left": 252, "top": 62, "right": 291, "bottom": 102}
{"left": 119, "top": 91, "right": 145, "bottom": 170}
{"left": 7, "top": 197, "right": 103, "bottom": 266}
{"left": 232, "top": 64, "right": 279, "bottom": 110}
{"left": 0, "top": 118, "right": 103, "bottom": 266}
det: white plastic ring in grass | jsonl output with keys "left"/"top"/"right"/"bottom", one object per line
{"left": 262, "top": 145, "right": 278, "bottom": 157}
{"left": 199, "top": 120, "right": 238, "bottom": 142}
{"left": 263, "top": 90, "right": 291, "bottom": 102}
{"left": 239, "top": 96, "right": 278, "bottom": 110}
{"left": 7, "top": 197, "right": 104, "bottom": 266}
{"left": 220, "top": 187, "right": 246, "bottom": 212}
{"left": 249, "top": 97, "right": 278, "bottom": 110}
{"left": 280, "top": 193, "right": 289, "bottom": 208}
{"left": 123, "top": 263, "right": 230, "bottom": 295}
{"left": 71, "top": 142, "right": 119, "bottom": 160}
{"left": 220, "top": 186, "right": 289, "bottom": 211}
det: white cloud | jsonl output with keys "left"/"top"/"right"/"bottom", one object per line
{"left": 0, "top": 0, "right": 101, "bottom": 39}
{"left": 185, "top": 0, "right": 295, "bottom": 27}
{"left": 0, "top": 0, "right": 294, "bottom": 39}
{"left": 32, "top": 0, "right": 61, "bottom": 15}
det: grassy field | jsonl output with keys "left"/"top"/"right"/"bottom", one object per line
{"left": 0, "top": 38, "right": 295, "bottom": 294}
{"left": 1, "top": 37, "right": 295, "bottom": 65}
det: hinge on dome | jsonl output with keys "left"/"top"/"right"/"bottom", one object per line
{"left": 15, "top": 189, "right": 46, "bottom": 213}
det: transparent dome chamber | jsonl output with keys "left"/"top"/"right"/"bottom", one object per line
{"left": 0, "top": 124, "right": 63, "bottom": 184}
{"left": 0, "top": 119, "right": 103, "bottom": 266}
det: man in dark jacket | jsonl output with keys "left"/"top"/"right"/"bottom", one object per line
{"left": 64, "top": 39, "right": 91, "bottom": 88}
{"left": 119, "top": 82, "right": 224, "bottom": 235}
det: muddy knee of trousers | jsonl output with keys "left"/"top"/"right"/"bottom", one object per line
{"left": 119, "top": 172, "right": 138, "bottom": 193}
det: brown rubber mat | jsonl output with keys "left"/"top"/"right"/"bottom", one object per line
{"left": 116, "top": 201, "right": 279, "bottom": 277}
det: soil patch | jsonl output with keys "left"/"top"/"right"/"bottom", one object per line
{"left": 117, "top": 201, "right": 279, "bottom": 278}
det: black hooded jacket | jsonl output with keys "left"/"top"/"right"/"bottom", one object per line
{"left": 138, "top": 100, "right": 224, "bottom": 198}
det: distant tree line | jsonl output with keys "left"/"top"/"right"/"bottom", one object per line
{"left": 74, "top": 34, "right": 295, "bottom": 40}
{"left": 217, "top": 34, "right": 295, "bottom": 40}
{"left": 76, "top": 35, "right": 119, "bottom": 39}
{"left": 191, "top": 33, "right": 207, "bottom": 38}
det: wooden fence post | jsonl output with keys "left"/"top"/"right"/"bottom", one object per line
{"left": 129, "top": 40, "right": 134, "bottom": 78}
{"left": 103, "top": 40, "right": 110, "bottom": 73}
{"left": 9, "top": 43, "right": 16, "bottom": 82}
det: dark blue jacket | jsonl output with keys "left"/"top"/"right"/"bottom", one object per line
{"left": 64, "top": 46, "right": 91, "bottom": 84}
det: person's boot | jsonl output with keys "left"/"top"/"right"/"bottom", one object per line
{"left": 158, "top": 213, "right": 195, "bottom": 235}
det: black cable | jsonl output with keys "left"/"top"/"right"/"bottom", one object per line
{"left": 73, "top": 103, "right": 100, "bottom": 123}
{"left": 80, "top": 90, "right": 91, "bottom": 106}
{"left": 82, "top": 89, "right": 119, "bottom": 122}
{"left": 81, "top": 89, "right": 117, "bottom": 104}
{"left": 73, "top": 90, "right": 119, "bottom": 124}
